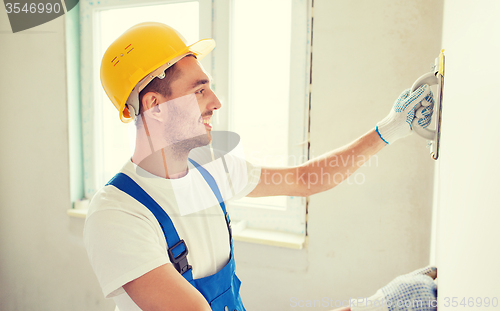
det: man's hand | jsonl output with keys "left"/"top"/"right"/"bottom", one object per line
{"left": 350, "top": 266, "right": 438, "bottom": 311}
{"left": 376, "top": 85, "right": 434, "bottom": 144}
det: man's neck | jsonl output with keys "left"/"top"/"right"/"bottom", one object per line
{"left": 132, "top": 146, "right": 189, "bottom": 179}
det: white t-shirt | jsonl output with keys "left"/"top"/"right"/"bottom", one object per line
{"left": 83, "top": 148, "right": 261, "bottom": 310}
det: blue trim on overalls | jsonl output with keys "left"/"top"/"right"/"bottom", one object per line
{"left": 106, "top": 159, "right": 245, "bottom": 311}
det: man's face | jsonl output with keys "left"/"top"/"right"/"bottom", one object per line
{"left": 156, "top": 56, "right": 221, "bottom": 146}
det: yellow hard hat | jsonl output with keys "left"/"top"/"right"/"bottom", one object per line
{"left": 100, "top": 22, "right": 216, "bottom": 123}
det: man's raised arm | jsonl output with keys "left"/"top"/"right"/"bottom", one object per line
{"left": 248, "top": 85, "right": 434, "bottom": 198}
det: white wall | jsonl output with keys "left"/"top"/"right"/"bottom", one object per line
{"left": 236, "top": 1, "right": 443, "bottom": 310}
{"left": 0, "top": 13, "right": 115, "bottom": 311}
{"left": 432, "top": 0, "right": 500, "bottom": 309}
{"left": 0, "top": 1, "right": 442, "bottom": 310}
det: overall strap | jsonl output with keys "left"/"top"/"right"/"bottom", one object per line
{"left": 188, "top": 159, "right": 233, "bottom": 244}
{"left": 106, "top": 173, "right": 194, "bottom": 281}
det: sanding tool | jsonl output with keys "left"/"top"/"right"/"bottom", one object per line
{"left": 411, "top": 50, "right": 445, "bottom": 160}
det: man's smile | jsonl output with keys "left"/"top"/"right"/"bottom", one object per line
{"left": 199, "top": 114, "right": 213, "bottom": 129}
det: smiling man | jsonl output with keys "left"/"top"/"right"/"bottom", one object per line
{"left": 83, "top": 22, "right": 435, "bottom": 311}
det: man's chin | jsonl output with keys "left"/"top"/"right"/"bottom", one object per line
{"left": 168, "top": 134, "right": 210, "bottom": 152}
{"left": 195, "top": 133, "right": 210, "bottom": 148}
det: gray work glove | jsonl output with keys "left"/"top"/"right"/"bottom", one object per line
{"left": 350, "top": 266, "right": 437, "bottom": 311}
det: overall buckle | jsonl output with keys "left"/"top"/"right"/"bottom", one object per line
{"left": 225, "top": 213, "right": 232, "bottom": 242}
{"left": 167, "top": 240, "right": 192, "bottom": 274}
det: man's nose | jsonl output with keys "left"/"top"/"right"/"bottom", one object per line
{"left": 208, "top": 89, "right": 222, "bottom": 110}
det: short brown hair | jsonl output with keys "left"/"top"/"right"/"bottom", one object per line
{"left": 138, "top": 54, "right": 196, "bottom": 114}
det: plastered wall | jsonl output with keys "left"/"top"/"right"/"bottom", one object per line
{"left": 0, "top": 12, "right": 115, "bottom": 311}
{"left": 431, "top": 0, "right": 500, "bottom": 309}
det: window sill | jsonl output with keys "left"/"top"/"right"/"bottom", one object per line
{"left": 231, "top": 220, "right": 305, "bottom": 249}
{"left": 67, "top": 209, "right": 306, "bottom": 249}
{"left": 67, "top": 208, "right": 88, "bottom": 219}
{"left": 67, "top": 199, "right": 89, "bottom": 218}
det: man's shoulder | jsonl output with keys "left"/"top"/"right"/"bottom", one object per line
{"left": 86, "top": 167, "right": 179, "bottom": 223}
{"left": 86, "top": 179, "right": 137, "bottom": 218}
{"left": 83, "top": 172, "right": 167, "bottom": 247}
{"left": 86, "top": 162, "right": 152, "bottom": 218}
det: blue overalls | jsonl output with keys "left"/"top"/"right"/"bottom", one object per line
{"left": 106, "top": 159, "right": 246, "bottom": 311}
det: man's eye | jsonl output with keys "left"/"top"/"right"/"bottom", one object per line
{"left": 195, "top": 89, "right": 204, "bottom": 94}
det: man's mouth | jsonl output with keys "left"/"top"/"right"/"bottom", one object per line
{"left": 199, "top": 115, "right": 212, "bottom": 129}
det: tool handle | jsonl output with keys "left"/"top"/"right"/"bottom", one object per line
{"left": 410, "top": 72, "right": 438, "bottom": 140}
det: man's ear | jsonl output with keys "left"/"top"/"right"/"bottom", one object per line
{"left": 141, "top": 92, "right": 163, "bottom": 113}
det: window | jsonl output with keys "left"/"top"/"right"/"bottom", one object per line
{"left": 230, "top": 0, "right": 293, "bottom": 211}
{"left": 76, "top": 0, "right": 312, "bottom": 241}
{"left": 214, "top": 0, "right": 312, "bottom": 235}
